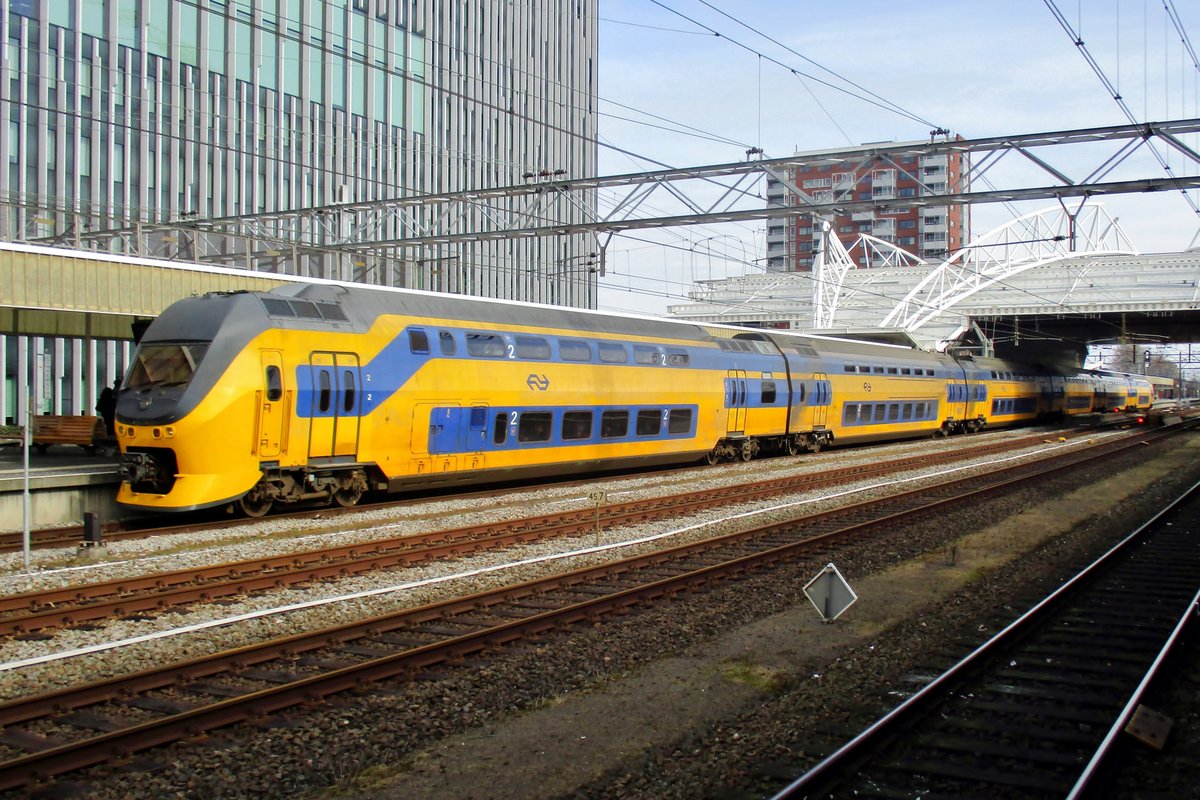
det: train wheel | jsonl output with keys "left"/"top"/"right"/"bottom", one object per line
{"left": 786, "top": 437, "right": 802, "bottom": 456}
{"left": 808, "top": 438, "right": 823, "bottom": 454}
{"left": 334, "top": 485, "right": 363, "bottom": 508}
{"left": 705, "top": 449, "right": 720, "bottom": 466}
{"left": 238, "top": 489, "right": 273, "bottom": 518}
{"left": 738, "top": 440, "right": 754, "bottom": 461}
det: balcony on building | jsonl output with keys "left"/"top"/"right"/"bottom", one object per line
{"left": 833, "top": 171, "right": 856, "bottom": 190}
{"left": 921, "top": 215, "right": 948, "bottom": 234}
{"left": 873, "top": 219, "right": 896, "bottom": 238}
{"left": 871, "top": 168, "right": 896, "bottom": 185}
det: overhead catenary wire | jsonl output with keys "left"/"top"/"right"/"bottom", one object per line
{"left": 645, "top": 0, "right": 942, "bottom": 131}
{"left": 1042, "top": 0, "right": 1200, "bottom": 218}
{"left": 688, "top": 0, "right": 939, "bottom": 134}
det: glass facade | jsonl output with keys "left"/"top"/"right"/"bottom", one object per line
{"left": 0, "top": 0, "right": 598, "bottom": 423}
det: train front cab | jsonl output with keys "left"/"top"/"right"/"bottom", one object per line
{"left": 117, "top": 342, "right": 271, "bottom": 513}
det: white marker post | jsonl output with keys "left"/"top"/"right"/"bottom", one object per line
{"left": 22, "top": 385, "right": 32, "bottom": 572}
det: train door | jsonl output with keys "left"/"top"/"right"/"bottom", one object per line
{"left": 257, "top": 351, "right": 288, "bottom": 458}
{"left": 308, "top": 352, "right": 360, "bottom": 460}
{"left": 333, "top": 354, "right": 361, "bottom": 458}
{"left": 725, "top": 370, "right": 747, "bottom": 434}
{"left": 425, "top": 405, "right": 488, "bottom": 471}
{"left": 427, "top": 406, "right": 461, "bottom": 454}
{"left": 308, "top": 353, "right": 337, "bottom": 459}
{"left": 462, "top": 406, "right": 489, "bottom": 453}
{"left": 812, "top": 373, "right": 829, "bottom": 428}
{"left": 966, "top": 373, "right": 986, "bottom": 423}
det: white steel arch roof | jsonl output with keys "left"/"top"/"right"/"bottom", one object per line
{"left": 878, "top": 205, "right": 1137, "bottom": 331}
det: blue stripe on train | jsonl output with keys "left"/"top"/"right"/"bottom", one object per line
{"left": 427, "top": 404, "right": 701, "bottom": 454}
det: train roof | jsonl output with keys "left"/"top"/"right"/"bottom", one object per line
{"left": 145, "top": 275, "right": 973, "bottom": 366}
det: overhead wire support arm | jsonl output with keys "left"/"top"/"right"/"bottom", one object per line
{"left": 45, "top": 119, "right": 1200, "bottom": 259}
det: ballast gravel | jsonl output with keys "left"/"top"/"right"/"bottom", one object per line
{"left": 0, "top": 427, "right": 1121, "bottom": 701}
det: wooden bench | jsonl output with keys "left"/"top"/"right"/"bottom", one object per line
{"left": 31, "top": 415, "right": 110, "bottom": 454}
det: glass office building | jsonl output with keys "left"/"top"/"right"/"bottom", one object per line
{"left": 1, "top": 0, "right": 598, "bottom": 420}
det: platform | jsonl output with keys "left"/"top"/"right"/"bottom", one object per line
{"left": 0, "top": 441, "right": 124, "bottom": 531}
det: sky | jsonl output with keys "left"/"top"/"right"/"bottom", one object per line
{"left": 592, "top": 1, "right": 1200, "bottom": 317}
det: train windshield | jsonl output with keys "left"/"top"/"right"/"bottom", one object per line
{"left": 125, "top": 343, "right": 210, "bottom": 390}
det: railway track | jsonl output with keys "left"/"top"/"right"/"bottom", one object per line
{"left": 0, "top": 419, "right": 1142, "bottom": 554}
{"left": 0, "top": 424, "right": 1155, "bottom": 637}
{"left": 771, "top": 480, "right": 1200, "bottom": 799}
{"left": 0, "top": 421, "right": 1187, "bottom": 792}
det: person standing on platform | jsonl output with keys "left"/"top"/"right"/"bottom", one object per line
{"left": 96, "top": 384, "right": 116, "bottom": 435}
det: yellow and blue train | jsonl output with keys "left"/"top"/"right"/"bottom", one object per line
{"left": 114, "top": 283, "right": 1153, "bottom": 516}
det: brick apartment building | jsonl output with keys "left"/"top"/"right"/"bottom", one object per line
{"left": 764, "top": 139, "right": 968, "bottom": 271}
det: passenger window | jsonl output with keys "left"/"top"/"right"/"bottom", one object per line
{"left": 517, "top": 412, "right": 552, "bottom": 442}
{"left": 493, "top": 413, "right": 507, "bottom": 445}
{"left": 901, "top": 368, "right": 911, "bottom": 375}
{"left": 874, "top": 405, "right": 886, "bottom": 422}
{"left": 858, "top": 365, "right": 871, "bottom": 374}
{"left": 634, "top": 346, "right": 659, "bottom": 365}
{"left": 342, "top": 370, "right": 356, "bottom": 412}
{"left": 561, "top": 411, "right": 593, "bottom": 440}
{"left": 888, "top": 403, "right": 899, "bottom": 420}
{"left": 635, "top": 409, "right": 661, "bottom": 436}
{"left": 598, "top": 343, "right": 628, "bottom": 364}
{"left": 408, "top": 329, "right": 430, "bottom": 354}
{"left": 265, "top": 365, "right": 282, "bottom": 401}
{"left": 667, "top": 408, "right": 692, "bottom": 434}
{"left": 887, "top": 367, "right": 898, "bottom": 374}
{"left": 915, "top": 402, "right": 926, "bottom": 418}
{"left": 873, "top": 366, "right": 885, "bottom": 374}
{"left": 559, "top": 339, "right": 592, "bottom": 362}
{"left": 318, "top": 370, "right": 331, "bottom": 413}
{"left": 761, "top": 381, "right": 777, "bottom": 404}
{"left": 844, "top": 403, "right": 859, "bottom": 423}
{"left": 600, "top": 410, "right": 629, "bottom": 438}
{"left": 515, "top": 336, "right": 551, "bottom": 360}
{"left": 902, "top": 403, "right": 913, "bottom": 419}
{"left": 466, "top": 333, "right": 504, "bottom": 358}
{"left": 844, "top": 364, "right": 856, "bottom": 373}
{"left": 665, "top": 350, "right": 689, "bottom": 366}
{"left": 439, "top": 331, "right": 457, "bottom": 356}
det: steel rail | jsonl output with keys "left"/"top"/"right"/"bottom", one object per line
{"left": 770, "top": 479, "right": 1200, "bottom": 800}
{"left": 0, "top": 425, "right": 1139, "bottom": 635}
